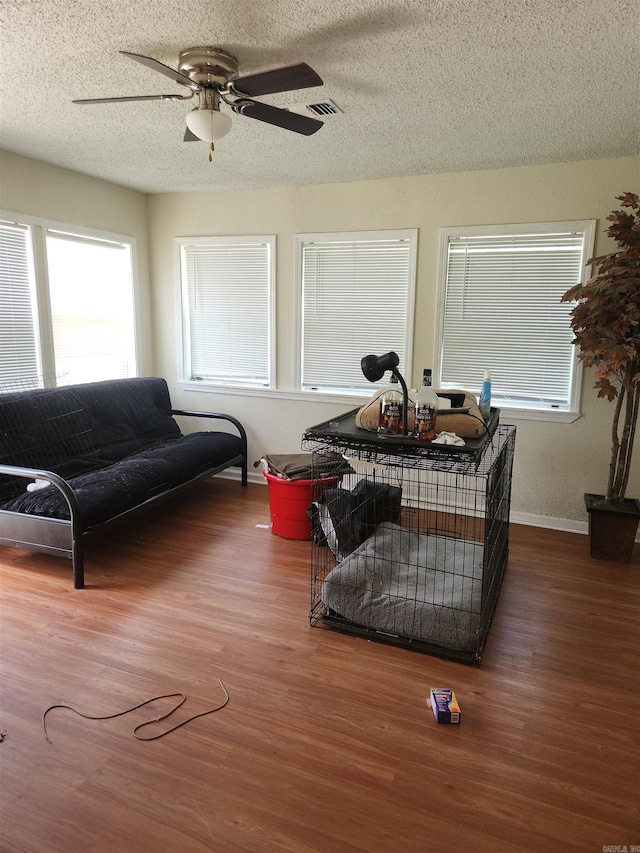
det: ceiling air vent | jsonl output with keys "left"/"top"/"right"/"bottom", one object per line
{"left": 306, "top": 102, "right": 340, "bottom": 116}
{"left": 284, "top": 99, "right": 342, "bottom": 118}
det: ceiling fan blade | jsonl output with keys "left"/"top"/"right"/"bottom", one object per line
{"left": 184, "top": 127, "right": 200, "bottom": 142}
{"left": 234, "top": 100, "right": 323, "bottom": 135}
{"left": 73, "top": 93, "right": 188, "bottom": 104}
{"left": 232, "top": 63, "right": 322, "bottom": 97}
{"left": 120, "top": 50, "right": 200, "bottom": 91}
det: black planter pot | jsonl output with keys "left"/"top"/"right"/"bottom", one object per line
{"left": 585, "top": 493, "right": 640, "bottom": 563}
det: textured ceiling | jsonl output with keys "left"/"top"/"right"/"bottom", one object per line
{"left": 1, "top": 0, "right": 638, "bottom": 194}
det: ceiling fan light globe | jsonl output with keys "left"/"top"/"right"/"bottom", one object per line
{"left": 185, "top": 108, "right": 232, "bottom": 142}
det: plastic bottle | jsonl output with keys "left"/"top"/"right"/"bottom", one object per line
{"left": 412, "top": 369, "right": 439, "bottom": 441}
{"left": 378, "top": 374, "right": 404, "bottom": 435}
{"left": 479, "top": 369, "right": 492, "bottom": 420}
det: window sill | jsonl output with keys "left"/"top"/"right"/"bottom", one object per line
{"left": 178, "top": 380, "right": 370, "bottom": 407}
{"left": 497, "top": 406, "right": 580, "bottom": 424}
{"left": 178, "top": 383, "right": 581, "bottom": 423}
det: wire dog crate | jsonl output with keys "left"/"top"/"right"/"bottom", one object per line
{"left": 302, "top": 410, "right": 516, "bottom": 664}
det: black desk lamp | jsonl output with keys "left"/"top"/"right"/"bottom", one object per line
{"left": 361, "top": 351, "right": 409, "bottom": 436}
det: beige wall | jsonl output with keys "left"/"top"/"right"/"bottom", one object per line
{"left": 148, "top": 155, "right": 640, "bottom": 528}
{"left": 2, "top": 149, "right": 638, "bottom": 528}
{"left": 0, "top": 150, "right": 154, "bottom": 373}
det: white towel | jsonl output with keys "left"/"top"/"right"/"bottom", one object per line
{"left": 26, "top": 478, "right": 50, "bottom": 492}
{"left": 432, "top": 431, "right": 465, "bottom": 446}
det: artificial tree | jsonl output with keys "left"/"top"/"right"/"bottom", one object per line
{"left": 562, "top": 192, "right": 640, "bottom": 507}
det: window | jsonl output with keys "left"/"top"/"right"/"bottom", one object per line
{"left": 297, "top": 230, "right": 417, "bottom": 394}
{"left": 0, "top": 215, "right": 138, "bottom": 391}
{"left": 0, "top": 221, "right": 40, "bottom": 390}
{"left": 46, "top": 231, "right": 136, "bottom": 385}
{"left": 435, "top": 220, "right": 596, "bottom": 419}
{"left": 178, "top": 236, "right": 275, "bottom": 388}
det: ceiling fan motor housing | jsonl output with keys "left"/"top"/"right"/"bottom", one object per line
{"left": 178, "top": 47, "right": 239, "bottom": 86}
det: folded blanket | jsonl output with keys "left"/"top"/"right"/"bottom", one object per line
{"left": 255, "top": 451, "right": 352, "bottom": 480}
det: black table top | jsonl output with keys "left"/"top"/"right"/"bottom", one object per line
{"left": 303, "top": 407, "right": 500, "bottom": 464}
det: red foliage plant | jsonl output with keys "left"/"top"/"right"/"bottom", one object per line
{"left": 562, "top": 192, "right": 640, "bottom": 503}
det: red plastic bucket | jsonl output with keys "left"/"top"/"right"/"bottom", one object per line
{"left": 263, "top": 471, "right": 340, "bottom": 540}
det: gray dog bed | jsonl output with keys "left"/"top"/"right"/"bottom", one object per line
{"left": 321, "top": 521, "right": 484, "bottom": 651}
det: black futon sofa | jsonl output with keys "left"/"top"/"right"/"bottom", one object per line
{"left": 0, "top": 377, "right": 247, "bottom": 588}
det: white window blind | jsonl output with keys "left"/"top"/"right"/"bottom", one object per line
{"left": 438, "top": 223, "right": 595, "bottom": 413}
{"left": 0, "top": 221, "right": 40, "bottom": 390}
{"left": 45, "top": 229, "right": 136, "bottom": 385}
{"left": 299, "top": 231, "right": 417, "bottom": 393}
{"left": 180, "top": 237, "right": 274, "bottom": 387}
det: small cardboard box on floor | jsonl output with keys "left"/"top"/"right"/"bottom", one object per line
{"left": 430, "top": 689, "right": 461, "bottom": 724}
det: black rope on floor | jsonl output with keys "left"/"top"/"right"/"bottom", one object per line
{"left": 42, "top": 679, "right": 229, "bottom": 744}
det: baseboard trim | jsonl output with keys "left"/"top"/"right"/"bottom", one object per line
{"left": 509, "top": 511, "right": 587, "bottom": 535}
{"left": 215, "top": 471, "right": 640, "bottom": 541}
{"left": 215, "top": 469, "right": 265, "bottom": 486}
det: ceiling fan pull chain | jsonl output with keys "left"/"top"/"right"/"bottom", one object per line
{"left": 209, "top": 142, "right": 214, "bottom": 162}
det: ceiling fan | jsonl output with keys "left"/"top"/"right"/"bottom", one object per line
{"left": 73, "top": 47, "right": 324, "bottom": 157}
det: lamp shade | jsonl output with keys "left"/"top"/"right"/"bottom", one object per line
{"left": 185, "top": 108, "right": 232, "bottom": 143}
{"left": 361, "top": 351, "right": 400, "bottom": 383}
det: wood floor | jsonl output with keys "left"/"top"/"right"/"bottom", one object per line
{"left": 1, "top": 478, "right": 638, "bottom": 853}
